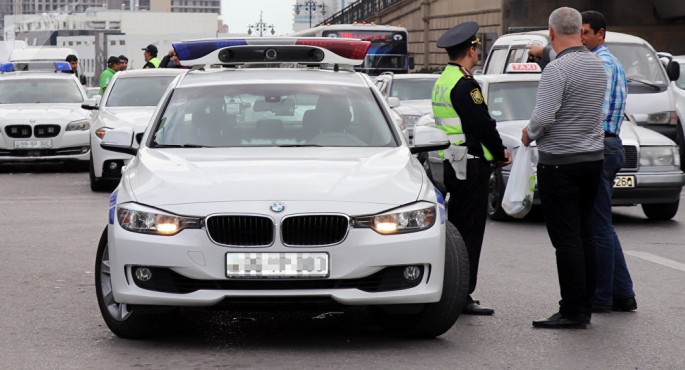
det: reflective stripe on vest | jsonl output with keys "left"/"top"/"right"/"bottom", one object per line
{"left": 431, "top": 64, "right": 494, "bottom": 161}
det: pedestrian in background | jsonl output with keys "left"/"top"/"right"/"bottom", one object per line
{"left": 118, "top": 55, "right": 129, "bottom": 71}
{"left": 65, "top": 54, "right": 87, "bottom": 85}
{"left": 521, "top": 7, "right": 607, "bottom": 329}
{"left": 142, "top": 44, "right": 160, "bottom": 69}
{"left": 100, "top": 56, "right": 120, "bottom": 95}
{"left": 580, "top": 10, "right": 637, "bottom": 314}
{"left": 432, "top": 22, "right": 511, "bottom": 316}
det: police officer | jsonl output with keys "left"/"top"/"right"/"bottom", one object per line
{"left": 432, "top": 22, "right": 511, "bottom": 315}
{"left": 142, "top": 44, "right": 161, "bottom": 69}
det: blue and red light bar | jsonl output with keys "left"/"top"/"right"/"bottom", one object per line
{"left": 172, "top": 37, "right": 370, "bottom": 67}
{"left": 0, "top": 61, "right": 72, "bottom": 73}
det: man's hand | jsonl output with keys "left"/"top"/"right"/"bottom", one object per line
{"left": 521, "top": 126, "right": 531, "bottom": 147}
{"left": 526, "top": 45, "right": 544, "bottom": 61}
{"left": 497, "top": 149, "right": 512, "bottom": 168}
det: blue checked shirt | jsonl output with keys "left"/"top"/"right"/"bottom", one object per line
{"left": 593, "top": 44, "right": 627, "bottom": 134}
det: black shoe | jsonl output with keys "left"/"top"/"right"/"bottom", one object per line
{"left": 462, "top": 301, "right": 494, "bottom": 315}
{"left": 612, "top": 297, "right": 637, "bottom": 312}
{"left": 532, "top": 313, "right": 587, "bottom": 329}
{"left": 592, "top": 302, "right": 613, "bottom": 313}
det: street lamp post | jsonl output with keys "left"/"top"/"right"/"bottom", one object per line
{"left": 295, "top": 0, "right": 327, "bottom": 29}
{"left": 247, "top": 11, "right": 275, "bottom": 37}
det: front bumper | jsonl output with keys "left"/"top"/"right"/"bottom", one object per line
{"left": 90, "top": 132, "right": 132, "bottom": 178}
{"left": 0, "top": 129, "right": 90, "bottom": 162}
{"left": 107, "top": 219, "right": 446, "bottom": 307}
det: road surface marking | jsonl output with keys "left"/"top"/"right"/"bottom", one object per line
{"left": 625, "top": 251, "right": 685, "bottom": 272}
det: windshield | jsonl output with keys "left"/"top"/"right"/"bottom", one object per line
{"left": 677, "top": 63, "right": 685, "bottom": 90}
{"left": 0, "top": 79, "right": 83, "bottom": 104}
{"left": 151, "top": 84, "right": 397, "bottom": 148}
{"left": 106, "top": 76, "right": 177, "bottom": 107}
{"left": 607, "top": 43, "right": 669, "bottom": 87}
{"left": 390, "top": 78, "right": 437, "bottom": 100}
{"left": 487, "top": 81, "right": 539, "bottom": 122}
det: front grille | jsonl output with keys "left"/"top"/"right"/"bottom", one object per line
{"left": 622, "top": 145, "right": 638, "bottom": 171}
{"left": 281, "top": 215, "right": 349, "bottom": 246}
{"left": 5, "top": 125, "right": 31, "bottom": 138}
{"left": 33, "top": 124, "right": 61, "bottom": 138}
{"left": 206, "top": 215, "right": 274, "bottom": 246}
{"left": 132, "top": 265, "right": 424, "bottom": 294}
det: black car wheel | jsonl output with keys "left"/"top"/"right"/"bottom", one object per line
{"left": 488, "top": 168, "right": 511, "bottom": 221}
{"left": 642, "top": 199, "right": 679, "bottom": 221}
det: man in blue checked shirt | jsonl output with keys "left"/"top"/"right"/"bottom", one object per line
{"left": 580, "top": 10, "right": 637, "bottom": 314}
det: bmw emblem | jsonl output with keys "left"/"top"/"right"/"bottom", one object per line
{"left": 270, "top": 202, "right": 285, "bottom": 213}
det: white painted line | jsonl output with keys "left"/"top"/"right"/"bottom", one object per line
{"left": 625, "top": 251, "right": 685, "bottom": 272}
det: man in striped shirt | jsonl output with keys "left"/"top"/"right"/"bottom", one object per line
{"left": 521, "top": 7, "right": 606, "bottom": 329}
{"left": 581, "top": 10, "right": 637, "bottom": 314}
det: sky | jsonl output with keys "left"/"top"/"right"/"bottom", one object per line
{"left": 222, "top": 0, "right": 298, "bottom": 36}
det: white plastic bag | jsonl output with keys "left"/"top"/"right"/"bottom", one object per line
{"left": 501, "top": 146, "right": 535, "bottom": 218}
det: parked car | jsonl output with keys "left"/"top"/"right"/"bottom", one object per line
{"left": 474, "top": 66, "right": 684, "bottom": 220}
{"left": 82, "top": 68, "right": 185, "bottom": 190}
{"left": 373, "top": 72, "right": 438, "bottom": 129}
{"left": 85, "top": 87, "right": 100, "bottom": 99}
{"left": 95, "top": 37, "right": 468, "bottom": 339}
{"left": 0, "top": 63, "right": 90, "bottom": 164}
{"left": 671, "top": 56, "right": 685, "bottom": 148}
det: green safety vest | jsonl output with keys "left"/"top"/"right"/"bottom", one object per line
{"left": 149, "top": 57, "right": 161, "bottom": 68}
{"left": 431, "top": 65, "right": 494, "bottom": 161}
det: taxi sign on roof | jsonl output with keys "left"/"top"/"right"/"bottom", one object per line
{"left": 505, "top": 63, "right": 542, "bottom": 73}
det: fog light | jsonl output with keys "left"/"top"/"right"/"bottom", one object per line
{"left": 81, "top": 146, "right": 89, "bottom": 154}
{"left": 403, "top": 266, "right": 421, "bottom": 281}
{"left": 109, "top": 161, "right": 119, "bottom": 170}
{"left": 135, "top": 267, "right": 152, "bottom": 282}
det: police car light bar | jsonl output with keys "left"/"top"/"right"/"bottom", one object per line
{"left": 0, "top": 61, "right": 72, "bottom": 73}
{"left": 505, "top": 63, "right": 542, "bottom": 73}
{"left": 173, "top": 38, "right": 371, "bottom": 67}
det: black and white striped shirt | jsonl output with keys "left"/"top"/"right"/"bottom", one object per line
{"left": 528, "top": 46, "right": 606, "bottom": 165}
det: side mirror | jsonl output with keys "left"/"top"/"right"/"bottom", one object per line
{"left": 666, "top": 60, "right": 680, "bottom": 82}
{"left": 408, "top": 56, "right": 415, "bottom": 70}
{"left": 410, "top": 126, "right": 450, "bottom": 154}
{"left": 387, "top": 96, "right": 401, "bottom": 108}
{"left": 81, "top": 97, "right": 99, "bottom": 110}
{"left": 101, "top": 127, "right": 137, "bottom": 155}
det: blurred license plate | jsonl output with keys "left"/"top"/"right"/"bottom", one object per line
{"left": 226, "top": 252, "right": 329, "bottom": 278}
{"left": 613, "top": 175, "right": 635, "bottom": 188}
{"left": 14, "top": 140, "right": 51, "bottom": 149}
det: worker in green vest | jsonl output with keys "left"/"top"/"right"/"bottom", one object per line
{"left": 99, "top": 56, "right": 120, "bottom": 95}
{"left": 432, "top": 21, "right": 511, "bottom": 316}
{"left": 142, "top": 44, "right": 161, "bottom": 69}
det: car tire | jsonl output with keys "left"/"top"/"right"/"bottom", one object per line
{"left": 95, "top": 227, "right": 173, "bottom": 339}
{"left": 372, "top": 221, "right": 470, "bottom": 338}
{"left": 677, "top": 120, "right": 685, "bottom": 171}
{"left": 89, "top": 154, "right": 110, "bottom": 192}
{"left": 642, "top": 199, "right": 679, "bottom": 221}
{"left": 487, "top": 168, "right": 511, "bottom": 221}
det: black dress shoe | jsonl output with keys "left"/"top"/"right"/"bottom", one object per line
{"left": 462, "top": 302, "right": 494, "bottom": 315}
{"left": 592, "top": 302, "right": 613, "bottom": 313}
{"left": 612, "top": 297, "right": 637, "bottom": 312}
{"left": 532, "top": 313, "right": 587, "bottom": 329}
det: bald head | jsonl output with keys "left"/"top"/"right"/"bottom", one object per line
{"left": 549, "top": 7, "right": 582, "bottom": 35}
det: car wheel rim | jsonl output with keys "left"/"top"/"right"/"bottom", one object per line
{"left": 100, "top": 245, "right": 132, "bottom": 322}
{"left": 487, "top": 172, "right": 500, "bottom": 214}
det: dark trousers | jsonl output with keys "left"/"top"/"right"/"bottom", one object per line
{"left": 444, "top": 157, "right": 492, "bottom": 295}
{"left": 537, "top": 160, "right": 603, "bottom": 318}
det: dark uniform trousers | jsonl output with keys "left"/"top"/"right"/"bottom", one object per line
{"left": 443, "top": 156, "right": 492, "bottom": 294}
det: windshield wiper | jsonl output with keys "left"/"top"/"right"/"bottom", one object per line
{"left": 152, "top": 144, "right": 213, "bottom": 148}
{"left": 626, "top": 78, "right": 661, "bottom": 90}
{"left": 277, "top": 144, "right": 322, "bottom": 147}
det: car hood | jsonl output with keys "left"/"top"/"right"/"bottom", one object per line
{"left": 99, "top": 106, "right": 156, "bottom": 131}
{"left": 393, "top": 100, "right": 432, "bottom": 117}
{"left": 0, "top": 103, "right": 89, "bottom": 123}
{"left": 127, "top": 147, "right": 425, "bottom": 206}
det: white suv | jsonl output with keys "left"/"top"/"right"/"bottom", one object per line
{"left": 96, "top": 38, "right": 468, "bottom": 339}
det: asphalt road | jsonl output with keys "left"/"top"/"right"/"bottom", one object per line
{"left": 1, "top": 163, "right": 684, "bottom": 369}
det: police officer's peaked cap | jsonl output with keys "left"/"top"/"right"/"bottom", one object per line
{"left": 437, "top": 22, "right": 479, "bottom": 48}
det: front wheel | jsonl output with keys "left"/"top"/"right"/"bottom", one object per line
{"left": 642, "top": 199, "right": 679, "bottom": 220}
{"left": 89, "top": 154, "right": 109, "bottom": 192}
{"left": 95, "top": 227, "right": 172, "bottom": 338}
{"left": 372, "top": 221, "right": 470, "bottom": 338}
{"left": 487, "top": 168, "right": 511, "bottom": 221}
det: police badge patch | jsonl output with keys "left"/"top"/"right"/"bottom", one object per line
{"left": 470, "top": 89, "right": 484, "bottom": 104}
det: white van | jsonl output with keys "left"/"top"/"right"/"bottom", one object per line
{"left": 482, "top": 31, "right": 683, "bottom": 167}
{"left": 9, "top": 47, "right": 78, "bottom": 62}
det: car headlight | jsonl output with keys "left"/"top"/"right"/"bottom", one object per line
{"left": 66, "top": 119, "right": 90, "bottom": 131}
{"left": 352, "top": 201, "right": 436, "bottom": 235}
{"left": 646, "top": 111, "right": 677, "bottom": 125}
{"left": 117, "top": 202, "right": 201, "bottom": 235}
{"left": 640, "top": 146, "right": 676, "bottom": 166}
{"left": 401, "top": 115, "right": 422, "bottom": 128}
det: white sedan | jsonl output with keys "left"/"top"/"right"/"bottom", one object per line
{"left": 96, "top": 37, "right": 468, "bottom": 339}
{"left": 83, "top": 68, "right": 185, "bottom": 190}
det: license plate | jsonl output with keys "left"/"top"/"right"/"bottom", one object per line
{"left": 613, "top": 175, "right": 635, "bottom": 188}
{"left": 226, "top": 252, "right": 329, "bottom": 278}
{"left": 14, "top": 140, "right": 52, "bottom": 149}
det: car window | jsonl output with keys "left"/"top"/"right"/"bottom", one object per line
{"left": 106, "top": 76, "right": 177, "bottom": 107}
{"left": 0, "top": 79, "right": 83, "bottom": 104}
{"left": 677, "top": 63, "right": 685, "bottom": 90}
{"left": 390, "top": 79, "right": 437, "bottom": 100}
{"left": 607, "top": 43, "right": 668, "bottom": 87}
{"left": 485, "top": 48, "right": 508, "bottom": 74}
{"left": 487, "top": 81, "right": 539, "bottom": 122}
{"left": 151, "top": 84, "right": 397, "bottom": 148}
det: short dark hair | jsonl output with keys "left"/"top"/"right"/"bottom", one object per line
{"left": 66, "top": 54, "right": 78, "bottom": 62}
{"left": 107, "top": 56, "right": 120, "bottom": 66}
{"left": 446, "top": 42, "right": 473, "bottom": 60}
{"left": 118, "top": 55, "right": 128, "bottom": 62}
{"left": 581, "top": 10, "right": 607, "bottom": 33}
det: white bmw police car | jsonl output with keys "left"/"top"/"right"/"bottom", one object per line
{"left": 0, "top": 62, "right": 90, "bottom": 163}
{"left": 96, "top": 38, "right": 469, "bottom": 338}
